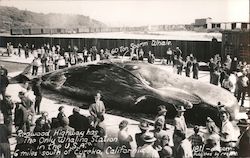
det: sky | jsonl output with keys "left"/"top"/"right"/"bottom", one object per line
{"left": 0, "top": 0, "right": 249, "bottom": 26}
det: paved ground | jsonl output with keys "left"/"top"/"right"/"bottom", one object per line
{"left": 1, "top": 53, "right": 249, "bottom": 118}
{"left": 0, "top": 53, "right": 249, "bottom": 157}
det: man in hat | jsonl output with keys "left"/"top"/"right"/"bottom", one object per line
{"left": 175, "top": 130, "right": 193, "bottom": 158}
{"left": 220, "top": 111, "right": 236, "bottom": 147}
{"left": 173, "top": 105, "right": 187, "bottom": 156}
{"left": 237, "top": 71, "right": 249, "bottom": 107}
{"left": 18, "top": 91, "right": 35, "bottom": 126}
{"left": 68, "top": 107, "right": 90, "bottom": 132}
{"left": 0, "top": 118, "right": 11, "bottom": 158}
{"left": 118, "top": 120, "right": 133, "bottom": 158}
{"left": 14, "top": 102, "right": 29, "bottom": 132}
{"left": 203, "top": 117, "right": 221, "bottom": 155}
{"left": 192, "top": 58, "right": 199, "bottom": 79}
{"left": 18, "top": 91, "right": 33, "bottom": 109}
{"left": 236, "top": 119, "right": 250, "bottom": 157}
{"left": 0, "top": 93, "right": 14, "bottom": 134}
{"left": 174, "top": 106, "right": 187, "bottom": 135}
{"left": 147, "top": 51, "right": 155, "bottom": 64}
{"left": 32, "top": 78, "right": 42, "bottom": 114}
{"left": 177, "top": 57, "right": 184, "bottom": 75}
{"left": 188, "top": 126, "right": 204, "bottom": 155}
{"left": 152, "top": 119, "right": 173, "bottom": 158}
{"left": 35, "top": 112, "right": 51, "bottom": 132}
{"left": 0, "top": 65, "right": 8, "bottom": 76}
{"left": 155, "top": 105, "right": 167, "bottom": 129}
{"left": 58, "top": 56, "right": 66, "bottom": 69}
{"left": 0, "top": 65, "right": 9, "bottom": 100}
{"left": 135, "top": 121, "right": 149, "bottom": 148}
{"left": 188, "top": 126, "right": 203, "bottom": 147}
{"left": 246, "top": 110, "right": 250, "bottom": 120}
{"left": 174, "top": 47, "right": 182, "bottom": 59}
{"left": 57, "top": 117, "right": 75, "bottom": 158}
{"left": 134, "top": 132, "right": 160, "bottom": 158}
{"left": 185, "top": 56, "right": 192, "bottom": 77}
{"left": 60, "top": 117, "right": 74, "bottom": 132}
{"left": 57, "top": 106, "right": 66, "bottom": 127}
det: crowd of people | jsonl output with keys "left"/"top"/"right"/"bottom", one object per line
{"left": 1, "top": 82, "right": 250, "bottom": 158}
{"left": 0, "top": 70, "right": 250, "bottom": 158}
{"left": 5, "top": 42, "right": 250, "bottom": 88}
{"left": 0, "top": 83, "right": 107, "bottom": 157}
{"left": 117, "top": 104, "right": 250, "bottom": 158}
{"left": 1, "top": 42, "right": 250, "bottom": 158}
{"left": 208, "top": 54, "right": 250, "bottom": 107}
{"left": 161, "top": 47, "right": 200, "bottom": 79}
{"left": 160, "top": 46, "right": 250, "bottom": 108}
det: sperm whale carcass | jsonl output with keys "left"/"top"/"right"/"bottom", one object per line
{"left": 14, "top": 61, "right": 238, "bottom": 125}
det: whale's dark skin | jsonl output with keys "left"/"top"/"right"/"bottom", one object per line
{"left": 12, "top": 61, "right": 238, "bottom": 126}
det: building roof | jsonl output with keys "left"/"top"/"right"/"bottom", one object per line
{"left": 1, "top": 31, "right": 222, "bottom": 42}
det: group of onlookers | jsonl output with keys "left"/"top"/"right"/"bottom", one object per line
{"left": 116, "top": 104, "right": 250, "bottom": 158}
{"left": 208, "top": 54, "right": 249, "bottom": 107}
{"left": 160, "top": 48, "right": 249, "bottom": 108}
{"left": 5, "top": 42, "right": 114, "bottom": 75}
{"left": 28, "top": 44, "right": 112, "bottom": 75}
{"left": 0, "top": 65, "right": 43, "bottom": 158}
{"left": 161, "top": 47, "right": 200, "bottom": 79}
{"left": 130, "top": 46, "right": 200, "bottom": 80}
{"left": 1, "top": 69, "right": 250, "bottom": 158}
{"left": 0, "top": 87, "right": 106, "bottom": 158}
{"left": 1, "top": 43, "right": 250, "bottom": 158}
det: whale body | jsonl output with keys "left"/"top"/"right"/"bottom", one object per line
{"left": 13, "top": 61, "right": 238, "bottom": 126}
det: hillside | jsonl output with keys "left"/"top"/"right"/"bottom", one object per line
{"left": 0, "top": 6, "right": 106, "bottom": 33}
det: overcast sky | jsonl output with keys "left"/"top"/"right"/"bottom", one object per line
{"left": 0, "top": 0, "right": 249, "bottom": 26}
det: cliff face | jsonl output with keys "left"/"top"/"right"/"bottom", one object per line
{"left": 0, "top": 6, "right": 106, "bottom": 32}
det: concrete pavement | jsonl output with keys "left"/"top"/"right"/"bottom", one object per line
{"left": 1, "top": 53, "right": 249, "bottom": 157}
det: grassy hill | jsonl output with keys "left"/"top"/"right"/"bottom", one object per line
{"left": 0, "top": 6, "right": 106, "bottom": 33}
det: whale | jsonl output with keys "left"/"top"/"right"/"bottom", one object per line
{"left": 12, "top": 60, "right": 238, "bottom": 126}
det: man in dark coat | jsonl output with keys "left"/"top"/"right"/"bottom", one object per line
{"left": 0, "top": 94, "right": 14, "bottom": 133}
{"left": 237, "top": 119, "right": 250, "bottom": 157}
{"left": 0, "top": 123, "right": 11, "bottom": 158}
{"left": 24, "top": 43, "right": 29, "bottom": 59}
{"left": 0, "top": 65, "right": 8, "bottom": 76}
{"left": 68, "top": 107, "right": 90, "bottom": 132}
{"left": 237, "top": 71, "right": 249, "bottom": 107}
{"left": 185, "top": 56, "right": 192, "bottom": 77}
{"left": 147, "top": 51, "right": 155, "bottom": 64}
{"left": 135, "top": 121, "right": 150, "bottom": 148}
{"left": 177, "top": 57, "right": 184, "bottom": 75}
{"left": 14, "top": 103, "right": 29, "bottom": 132}
{"left": 57, "top": 106, "right": 66, "bottom": 127}
{"left": 211, "top": 67, "right": 220, "bottom": 85}
{"left": 175, "top": 47, "right": 182, "bottom": 59}
{"left": 18, "top": 43, "right": 22, "bottom": 57}
{"left": 0, "top": 66, "right": 9, "bottom": 100}
{"left": 208, "top": 58, "right": 216, "bottom": 83}
{"left": 192, "top": 58, "right": 199, "bottom": 79}
{"left": 32, "top": 78, "right": 42, "bottom": 114}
